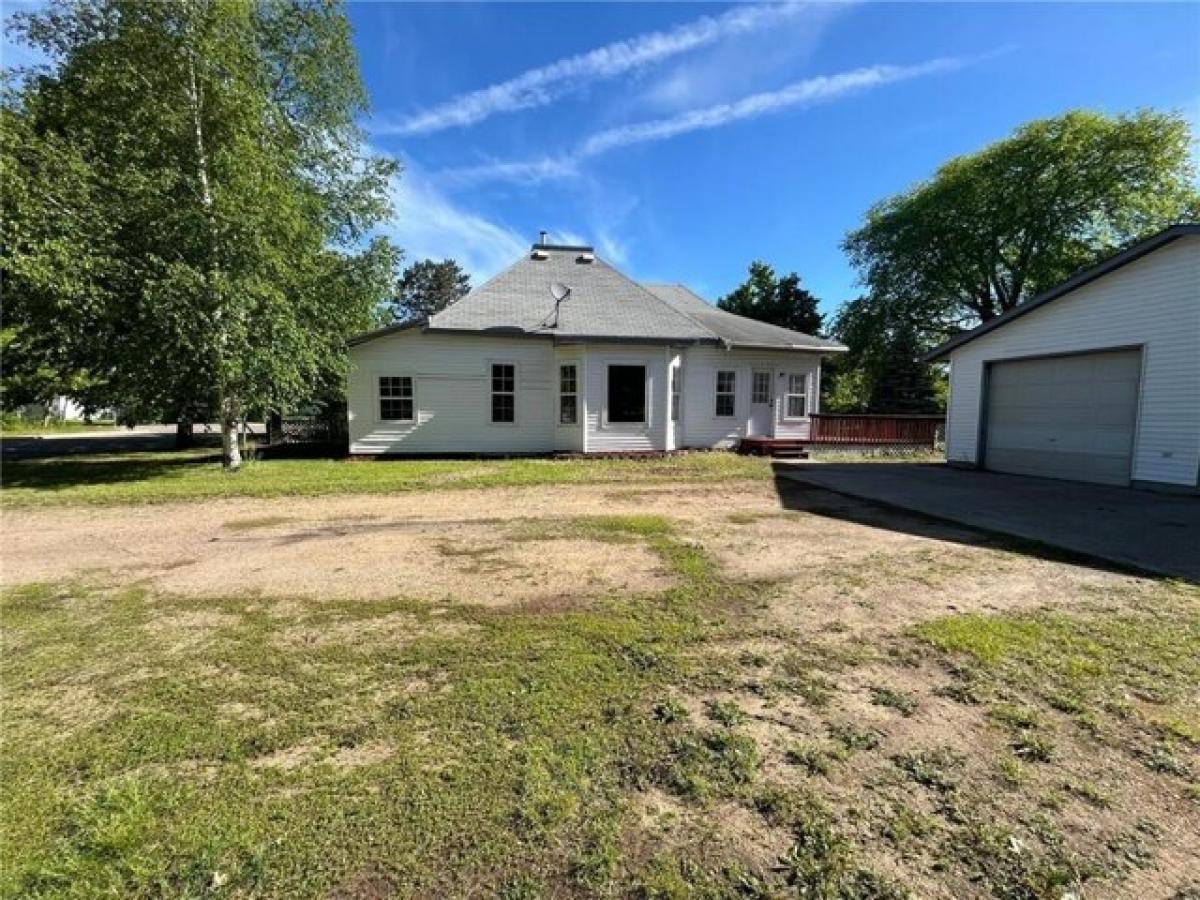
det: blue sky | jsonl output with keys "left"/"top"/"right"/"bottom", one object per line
{"left": 4, "top": 1, "right": 1197, "bottom": 316}
{"left": 358, "top": 1, "right": 1198, "bottom": 315}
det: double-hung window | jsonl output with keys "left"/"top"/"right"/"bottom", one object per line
{"left": 785, "top": 373, "right": 808, "bottom": 419}
{"left": 559, "top": 364, "right": 578, "bottom": 425}
{"left": 715, "top": 370, "right": 736, "bottom": 417}
{"left": 378, "top": 376, "right": 414, "bottom": 422}
{"left": 491, "top": 363, "right": 516, "bottom": 423}
{"left": 751, "top": 371, "right": 771, "bottom": 405}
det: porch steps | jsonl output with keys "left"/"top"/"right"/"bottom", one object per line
{"left": 737, "top": 437, "right": 809, "bottom": 459}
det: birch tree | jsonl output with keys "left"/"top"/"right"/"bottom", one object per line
{"left": 3, "top": 0, "right": 398, "bottom": 467}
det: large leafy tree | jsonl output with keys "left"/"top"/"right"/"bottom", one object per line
{"left": 388, "top": 258, "right": 470, "bottom": 323}
{"left": 717, "top": 261, "right": 823, "bottom": 335}
{"left": 2, "top": 0, "right": 399, "bottom": 466}
{"left": 843, "top": 110, "right": 1199, "bottom": 338}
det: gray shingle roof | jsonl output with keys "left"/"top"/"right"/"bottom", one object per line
{"left": 641, "top": 283, "right": 845, "bottom": 351}
{"left": 350, "top": 244, "right": 847, "bottom": 352}
{"left": 429, "top": 247, "right": 713, "bottom": 341}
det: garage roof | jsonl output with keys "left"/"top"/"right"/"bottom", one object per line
{"left": 924, "top": 223, "right": 1200, "bottom": 362}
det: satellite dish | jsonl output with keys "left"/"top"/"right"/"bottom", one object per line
{"left": 550, "top": 282, "right": 571, "bottom": 302}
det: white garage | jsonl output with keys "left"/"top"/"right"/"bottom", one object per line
{"left": 927, "top": 224, "right": 1200, "bottom": 491}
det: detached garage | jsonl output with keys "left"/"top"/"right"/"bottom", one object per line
{"left": 927, "top": 224, "right": 1200, "bottom": 490}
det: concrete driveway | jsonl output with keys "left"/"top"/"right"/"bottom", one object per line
{"left": 776, "top": 462, "right": 1200, "bottom": 582}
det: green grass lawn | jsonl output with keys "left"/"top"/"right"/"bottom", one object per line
{"left": 0, "top": 450, "right": 773, "bottom": 508}
{"left": 4, "top": 482, "right": 1197, "bottom": 898}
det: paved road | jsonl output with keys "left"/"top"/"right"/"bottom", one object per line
{"left": 1, "top": 424, "right": 264, "bottom": 461}
{"left": 776, "top": 462, "right": 1200, "bottom": 582}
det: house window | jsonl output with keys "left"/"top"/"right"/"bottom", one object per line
{"left": 559, "top": 364, "right": 578, "bottom": 425}
{"left": 491, "top": 363, "right": 515, "bottom": 423}
{"left": 715, "top": 370, "right": 736, "bottom": 417}
{"left": 379, "top": 376, "right": 414, "bottom": 422}
{"left": 670, "top": 366, "right": 681, "bottom": 422}
{"left": 607, "top": 365, "right": 646, "bottom": 423}
{"left": 785, "top": 373, "right": 808, "bottom": 419}
{"left": 752, "top": 371, "right": 771, "bottom": 404}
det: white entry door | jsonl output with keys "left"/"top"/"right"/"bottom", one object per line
{"left": 748, "top": 370, "right": 773, "bottom": 437}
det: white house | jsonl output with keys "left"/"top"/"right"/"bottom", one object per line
{"left": 347, "top": 241, "right": 845, "bottom": 456}
{"left": 926, "top": 224, "right": 1200, "bottom": 490}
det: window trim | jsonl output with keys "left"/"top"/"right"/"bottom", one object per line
{"left": 376, "top": 374, "right": 416, "bottom": 424}
{"left": 715, "top": 369, "right": 736, "bottom": 418}
{"left": 670, "top": 364, "right": 681, "bottom": 423}
{"left": 558, "top": 362, "right": 578, "bottom": 427}
{"left": 783, "top": 372, "right": 809, "bottom": 421}
{"left": 602, "top": 361, "right": 650, "bottom": 428}
{"left": 751, "top": 370, "right": 772, "bottom": 405}
{"left": 489, "top": 360, "right": 518, "bottom": 426}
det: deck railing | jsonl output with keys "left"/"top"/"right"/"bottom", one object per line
{"left": 808, "top": 414, "right": 945, "bottom": 446}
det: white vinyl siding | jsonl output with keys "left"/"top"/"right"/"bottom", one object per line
{"left": 679, "top": 347, "right": 824, "bottom": 448}
{"left": 584, "top": 346, "right": 665, "bottom": 453}
{"left": 351, "top": 335, "right": 830, "bottom": 455}
{"left": 943, "top": 236, "right": 1200, "bottom": 487}
{"left": 349, "top": 332, "right": 554, "bottom": 454}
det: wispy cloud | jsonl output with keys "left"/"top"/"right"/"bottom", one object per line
{"left": 373, "top": 2, "right": 829, "bottom": 137}
{"left": 578, "top": 58, "right": 961, "bottom": 156}
{"left": 439, "top": 57, "right": 965, "bottom": 185}
{"left": 381, "top": 163, "right": 527, "bottom": 281}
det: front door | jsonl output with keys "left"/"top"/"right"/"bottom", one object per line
{"left": 748, "top": 370, "right": 773, "bottom": 437}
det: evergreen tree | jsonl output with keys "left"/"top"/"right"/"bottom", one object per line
{"left": 389, "top": 258, "right": 471, "bottom": 322}
{"left": 717, "top": 261, "right": 822, "bottom": 335}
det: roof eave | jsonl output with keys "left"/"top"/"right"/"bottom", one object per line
{"left": 347, "top": 318, "right": 427, "bottom": 348}
{"left": 724, "top": 340, "right": 848, "bottom": 353}
{"left": 923, "top": 223, "right": 1200, "bottom": 362}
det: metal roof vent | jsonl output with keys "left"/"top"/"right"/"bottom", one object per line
{"left": 576, "top": 252, "right": 594, "bottom": 264}
{"left": 531, "top": 249, "right": 549, "bottom": 260}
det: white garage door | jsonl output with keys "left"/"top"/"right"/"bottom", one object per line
{"left": 984, "top": 349, "right": 1141, "bottom": 486}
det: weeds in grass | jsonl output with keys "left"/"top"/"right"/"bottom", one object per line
{"left": 1010, "top": 732, "right": 1055, "bottom": 763}
{"left": 703, "top": 699, "right": 747, "bottom": 728}
{"left": 870, "top": 685, "right": 918, "bottom": 717}
{"left": 893, "top": 747, "right": 966, "bottom": 792}
{"left": 826, "top": 723, "right": 881, "bottom": 754}
{"left": 1141, "top": 741, "right": 1192, "bottom": 777}
{"left": 785, "top": 743, "right": 839, "bottom": 777}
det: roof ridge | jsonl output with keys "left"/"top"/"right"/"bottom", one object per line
{"left": 593, "top": 258, "right": 721, "bottom": 341}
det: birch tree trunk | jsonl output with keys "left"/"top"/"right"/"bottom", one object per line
{"left": 184, "top": 16, "right": 240, "bottom": 470}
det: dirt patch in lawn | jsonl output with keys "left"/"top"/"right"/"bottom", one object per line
{"left": 0, "top": 484, "right": 696, "bottom": 605}
{"left": 274, "top": 610, "right": 477, "bottom": 651}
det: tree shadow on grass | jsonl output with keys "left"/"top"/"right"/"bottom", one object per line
{"left": 2, "top": 451, "right": 223, "bottom": 493}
